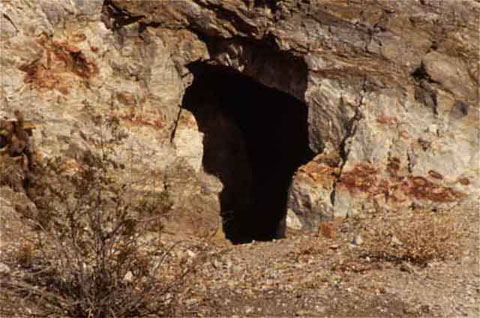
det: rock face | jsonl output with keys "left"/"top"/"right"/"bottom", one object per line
{"left": 0, "top": 0, "right": 478, "bottom": 240}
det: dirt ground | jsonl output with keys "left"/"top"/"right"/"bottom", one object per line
{"left": 0, "top": 188, "right": 478, "bottom": 317}
{"left": 173, "top": 200, "right": 479, "bottom": 317}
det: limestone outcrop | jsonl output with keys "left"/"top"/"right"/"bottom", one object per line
{"left": 1, "top": 0, "right": 478, "bottom": 240}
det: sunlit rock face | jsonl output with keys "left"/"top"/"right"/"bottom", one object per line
{"left": 1, "top": 0, "right": 478, "bottom": 240}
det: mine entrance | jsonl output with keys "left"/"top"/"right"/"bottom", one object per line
{"left": 182, "top": 63, "right": 314, "bottom": 243}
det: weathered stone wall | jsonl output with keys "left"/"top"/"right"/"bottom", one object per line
{"left": 1, "top": 0, "right": 478, "bottom": 238}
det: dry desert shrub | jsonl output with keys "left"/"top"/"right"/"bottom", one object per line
{"left": 0, "top": 155, "right": 25, "bottom": 192}
{"left": 362, "top": 209, "right": 464, "bottom": 265}
{"left": 0, "top": 113, "right": 195, "bottom": 318}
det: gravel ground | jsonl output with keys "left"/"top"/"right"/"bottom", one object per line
{"left": 1, "top": 190, "right": 478, "bottom": 317}
{"left": 173, "top": 200, "right": 479, "bottom": 317}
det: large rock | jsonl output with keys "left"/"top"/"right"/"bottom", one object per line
{"left": 0, "top": 0, "right": 478, "bottom": 238}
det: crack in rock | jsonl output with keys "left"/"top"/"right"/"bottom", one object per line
{"left": 330, "top": 78, "right": 368, "bottom": 206}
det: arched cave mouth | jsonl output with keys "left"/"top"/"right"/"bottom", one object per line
{"left": 182, "top": 62, "right": 314, "bottom": 244}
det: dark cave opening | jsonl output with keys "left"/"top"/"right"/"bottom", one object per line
{"left": 182, "top": 62, "right": 314, "bottom": 244}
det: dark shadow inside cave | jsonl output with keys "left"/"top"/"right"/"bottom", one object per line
{"left": 182, "top": 62, "right": 314, "bottom": 244}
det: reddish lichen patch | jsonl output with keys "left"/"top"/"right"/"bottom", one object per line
{"left": 57, "top": 86, "right": 71, "bottom": 95}
{"left": 18, "top": 37, "right": 98, "bottom": 94}
{"left": 339, "top": 162, "right": 464, "bottom": 204}
{"left": 339, "top": 163, "right": 379, "bottom": 194}
{"left": 297, "top": 153, "right": 340, "bottom": 185}
{"left": 404, "top": 176, "right": 463, "bottom": 203}
{"left": 298, "top": 163, "right": 337, "bottom": 184}
{"left": 386, "top": 157, "right": 402, "bottom": 180}
{"left": 18, "top": 61, "right": 70, "bottom": 94}
{"left": 18, "top": 62, "right": 39, "bottom": 82}
{"left": 116, "top": 112, "right": 167, "bottom": 130}
{"left": 48, "top": 40, "right": 99, "bottom": 79}
{"left": 398, "top": 131, "right": 410, "bottom": 139}
{"left": 37, "top": 36, "right": 98, "bottom": 79}
{"left": 116, "top": 92, "right": 137, "bottom": 106}
{"left": 376, "top": 115, "right": 397, "bottom": 125}
{"left": 457, "top": 177, "right": 470, "bottom": 186}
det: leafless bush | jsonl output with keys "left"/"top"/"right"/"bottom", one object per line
{"left": 0, "top": 114, "right": 192, "bottom": 318}
{"left": 362, "top": 209, "right": 464, "bottom": 265}
{"left": 0, "top": 155, "right": 25, "bottom": 192}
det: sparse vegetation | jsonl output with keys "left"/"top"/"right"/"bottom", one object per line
{"left": 362, "top": 209, "right": 464, "bottom": 265}
{"left": 0, "top": 113, "right": 192, "bottom": 318}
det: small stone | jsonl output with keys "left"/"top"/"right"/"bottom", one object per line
{"left": 352, "top": 234, "right": 363, "bottom": 246}
{"left": 391, "top": 235, "right": 402, "bottom": 246}
{"left": 212, "top": 259, "right": 222, "bottom": 268}
{"left": 123, "top": 271, "right": 133, "bottom": 282}
{"left": 0, "top": 263, "right": 10, "bottom": 274}
{"left": 286, "top": 209, "right": 303, "bottom": 230}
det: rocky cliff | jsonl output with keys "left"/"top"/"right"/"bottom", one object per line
{"left": 1, "top": 0, "right": 478, "bottom": 242}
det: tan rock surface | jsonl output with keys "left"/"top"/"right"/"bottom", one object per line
{"left": 1, "top": 0, "right": 478, "bottom": 237}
